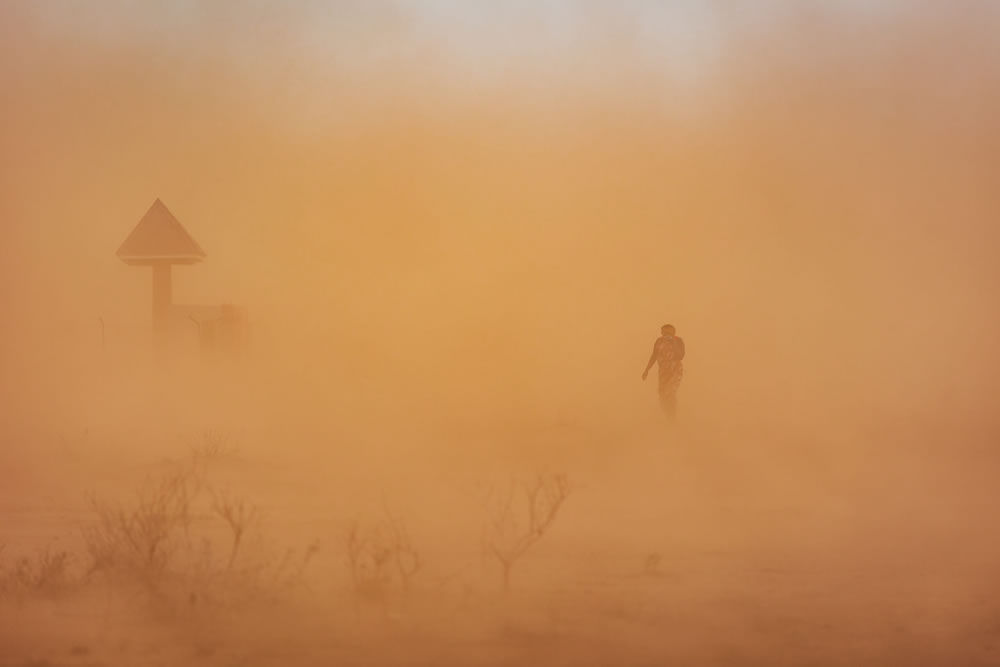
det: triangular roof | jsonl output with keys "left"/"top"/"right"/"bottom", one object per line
{"left": 116, "top": 199, "right": 207, "bottom": 265}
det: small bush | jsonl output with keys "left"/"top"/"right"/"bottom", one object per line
{"left": 81, "top": 463, "right": 313, "bottom": 610}
{"left": 190, "top": 430, "right": 239, "bottom": 467}
{"left": 0, "top": 546, "right": 76, "bottom": 598}
{"left": 345, "top": 501, "right": 421, "bottom": 617}
{"left": 481, "top": 473, "right": 571, "bottom": 591}
{"left": 211, "top": 489, "right": 259, "bottom": 573}
{"left": 82, "top": 466, "right": 199, "bottom": 590}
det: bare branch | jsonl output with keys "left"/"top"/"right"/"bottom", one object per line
{"left": 481, "top": 472, "right": 571, "bottom": 591}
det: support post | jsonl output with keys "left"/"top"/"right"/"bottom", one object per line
{"left": 152, "top": 261, "right": 173, "bottom": 346}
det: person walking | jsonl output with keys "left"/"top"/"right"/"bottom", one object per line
{"left": 642, "top": 324, "right": 685, "bottom": 418}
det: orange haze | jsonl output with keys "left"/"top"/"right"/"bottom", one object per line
{"left": 1, "top": 2, "right": 999, "bottom": 664}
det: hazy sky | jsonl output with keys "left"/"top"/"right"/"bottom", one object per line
{"left": 12, "top": 1, "right": 916, "bottom": 84}
{"left": 2, "top": 0, "right": 998, "bottom": 432}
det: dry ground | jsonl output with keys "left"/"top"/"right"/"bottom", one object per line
{"left": 2, "top": 416, "right": 999, "bottom": 667}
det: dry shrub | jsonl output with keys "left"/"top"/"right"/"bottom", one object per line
{"left": 211, "top": 489, "right": 259, "bottom": 573}
{"left": 190, "top": 430, "right": 240, "bottom": 466}
{"left": 481, "top": 473, "right": 571, "bottom": 591}
{"left": 81, "top": 461, "right": 313, "bottom": 609}
{"left": 0, "top": 545, "right": 77, "bottom": 599}
{"left": 345, "top": 501, "right": 421, "bottom": 618}
{"left": 82, "top": 466, "right": 201, "bottom": 591}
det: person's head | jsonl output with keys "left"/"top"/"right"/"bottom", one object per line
{"left": 661, "top": 324, "right": 676, "bottom": 337}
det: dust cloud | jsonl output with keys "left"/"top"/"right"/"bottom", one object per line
{"left": 2, "top": 2, "right": 999, "bottom": 665}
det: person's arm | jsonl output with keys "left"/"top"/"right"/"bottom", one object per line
{"left": 642, "top": 340, "right": 659, "bottom": 380}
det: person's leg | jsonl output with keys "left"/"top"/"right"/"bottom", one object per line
{"left": 657, "top": 370, "right": 669, "bottom": 413}
{"left": 659, "top": 364, "right": 682, "bottom": 420}
{"left": 658, "top": 372, "right": 675, "bottom": 420}
{"left": 661, "top": 391, "right": 677, "bottom": 419}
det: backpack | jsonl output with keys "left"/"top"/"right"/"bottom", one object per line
{"left": 658, "top": 336, "right": 685, "bottom": 364}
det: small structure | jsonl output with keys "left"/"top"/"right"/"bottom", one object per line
{"left": 172, "top": 303, "right": 249, "bottom": 361}
{"left": 117, "top": 199, "right": 206, "bottom": 344}
{"left": 117, "top": 199, "right": 246, "bottom": 358}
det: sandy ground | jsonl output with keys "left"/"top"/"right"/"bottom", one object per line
{"left": 3, "top": 415, "right": 999, "bottom": 667}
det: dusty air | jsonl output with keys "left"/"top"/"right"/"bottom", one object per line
{"left": 1, "top": 2, "right": 998, "bottom": 666}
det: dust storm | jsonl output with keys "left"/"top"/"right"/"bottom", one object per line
{"left": 1, "top": 2, "right": 999, "bottom": 665}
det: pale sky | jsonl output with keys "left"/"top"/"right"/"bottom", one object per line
{"left": 14, "top": 0, "right": 919, "bottom": 86}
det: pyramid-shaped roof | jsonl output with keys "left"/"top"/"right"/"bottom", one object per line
{"left": 116, "top": 199, "right": 207, "bottom": 265}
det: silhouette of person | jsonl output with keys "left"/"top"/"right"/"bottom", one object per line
{"left": 642, "top": 324, "right": 685, "bottom": 418}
